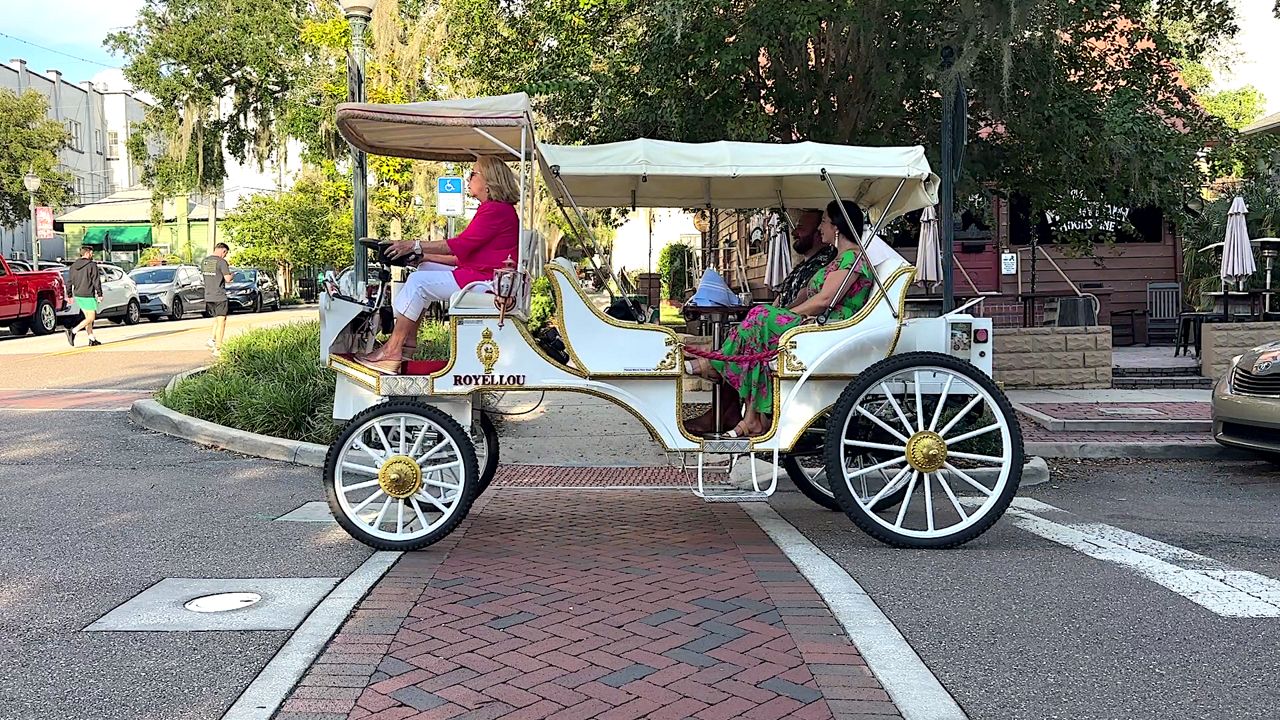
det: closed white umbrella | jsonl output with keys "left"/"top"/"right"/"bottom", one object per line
{"left": 915, "top": 205, "right": 942, "bottom": 289}
{"left": 764, "top": 213, "right": 793, "bottom": 291}
{"left": 1222, "top": 196, "right": 1257, "bottom": 289}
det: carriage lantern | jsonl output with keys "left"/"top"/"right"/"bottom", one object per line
{"left": 493, "top": 254, "right": 520, "bottom": 325}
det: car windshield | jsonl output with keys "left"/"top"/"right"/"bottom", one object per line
{"left": 130, "top": 268, "right": 178, "bottom": 284}
{"left": 231, "top": 269, "right": 257, "bottom": 283}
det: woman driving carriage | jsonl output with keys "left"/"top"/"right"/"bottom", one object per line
{"left": 685, "top": 199, "right": 875, "bottom": 437}
{"left": 357, "top": 156, "right": 520, "bottom": 372}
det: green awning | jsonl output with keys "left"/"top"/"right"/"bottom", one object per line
{"left": 83, "top": 225, "right": 153, "bottom": 248}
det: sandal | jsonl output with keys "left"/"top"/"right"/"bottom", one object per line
{"left": 354, "top": 354, "right": 403, "bottom": 374}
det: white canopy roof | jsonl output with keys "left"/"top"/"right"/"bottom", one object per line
{"left": 336, "top": 92, "right": 534, "bottom": 162}
{"left": 539, "top": 138, "right": 940, "bottom": 221}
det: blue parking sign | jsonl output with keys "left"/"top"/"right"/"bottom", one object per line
{"left": 437, "top": 175, "right": 464, "bottom": 216}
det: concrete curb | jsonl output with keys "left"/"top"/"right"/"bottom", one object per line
{"left": 1015, "top": 403, "right": 1212, "bottom": 434}
{"left": 130, "top": 399, "right": 328, "bottom": 467}
{"left": 1026, "top": 440, "right": 1255, "bottom": 461}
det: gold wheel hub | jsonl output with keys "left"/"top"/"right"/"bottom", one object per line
{"left": 905, "top": 431, "right": 948, "bottom": 473}
{"left": 378, "top": 455, "right": 424, "bottom": 499}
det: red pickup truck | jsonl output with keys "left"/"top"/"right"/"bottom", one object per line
{"left": 0, "top": 255, "right": 67, "bottom": 336}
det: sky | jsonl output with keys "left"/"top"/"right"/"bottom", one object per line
{"left": 1, "top": 0, "right": 1278, "bottom": 114}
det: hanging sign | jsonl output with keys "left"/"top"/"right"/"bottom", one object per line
{"left": 35, "top": 207, "right": 55, "bottom": 239}
{"left": 437, "top": 176, "right": 464, "bottom": 217}
{"left": 1000, "top": 252, "right": 1017, "bottom": 276}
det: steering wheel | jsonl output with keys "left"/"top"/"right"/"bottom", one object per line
{"left": 358, "top": 238, "right": 419, "bottom": 268}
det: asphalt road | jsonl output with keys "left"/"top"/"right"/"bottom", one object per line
{"left": 0, "top": 306, "right": 375, "bottom": 720}
{"left": 775, "top": 457, "right": 1280, "bottom": 720}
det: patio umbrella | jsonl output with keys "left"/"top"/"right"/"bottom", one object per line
{"left": 763, "top": 212, "right": 793, "bottom": 292}
{"left": 1221, "top": 196, "right": 1257, "bottom": 290}
{"left": 915, "top": 205, "right": 942, "bottom": 290}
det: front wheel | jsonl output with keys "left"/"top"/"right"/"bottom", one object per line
{"left": 123, "top": 299, "right": 141, "bottom": 325}
{"left": 28, "top": 298, "right": 57, "bottom": 335}
{"left": 169, "top": 296, "right": 185, "bottom": 321}
{"left": 473, "top": 412, "right": 500, "bottom": 495}
{"left": 324, "top": 401, "right": 479, "bottom": 551}
{"left": 824, "top": 352, "right": 1023, "bottom": 549}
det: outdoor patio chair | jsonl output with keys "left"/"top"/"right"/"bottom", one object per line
{"left": 1113, "top": 282, "right": 1182, "bottom": 346}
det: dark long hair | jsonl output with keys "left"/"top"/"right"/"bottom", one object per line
{"left": 825, "top": 199, "right": 865, "bottom": 242}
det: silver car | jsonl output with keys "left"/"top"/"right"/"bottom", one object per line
{"left": 1212, "top": 339, "right": 1280, "bottom": 460}
{"left": 129, "top": 265, "right": 207, "bottom": 320}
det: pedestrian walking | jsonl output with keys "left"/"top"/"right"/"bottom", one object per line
{"left": 66, "top": 245, "right": 103, "bottom": 347}
{"left": 201, "top": 242, "right": 233, "bottom": 355}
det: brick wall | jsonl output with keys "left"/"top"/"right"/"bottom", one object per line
{"left": 993, "top": 326, "right": 1113, "bottom": 388}
{"left": 1200, "top": 321, "right": 1280, "bottom": 380}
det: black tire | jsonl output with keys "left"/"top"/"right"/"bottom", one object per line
{"left": 169, "top": 296, "right": 184, "bottom": 321}
{"left": 122, "top": 299, "right": 141, "bottom": 325}
{"left": 474, "top": 412, "right": 500, "bottom": 495}
{"left": 252, "top": 293, "right": 262, "bottom": 313}
{"left": 8, "top": 319, "right": 30, "bottom": 336}
{"left": 823, "top": 352, "right": 1023, "bottom": 549}
{"left": 780, "top": 454, "right": 841, "bottom": 511}
{"left": 782, "top": 415, "right": 908, "bottom": 512}
{"left": 28, "top": 298, "right": 57, "bottom": 335}
{"left": 324, "top": 401, "right": 479, "bottom": 551}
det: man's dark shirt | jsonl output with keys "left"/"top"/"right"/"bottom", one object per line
{"left": 776, "top": 245, "right": 837, "bottom": 307}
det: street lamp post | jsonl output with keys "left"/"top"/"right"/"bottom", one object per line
{"left": 340, "top": 0, "right": 377, "bottom": 288}
{"left": 23, "top": 170, "right": 41, "bottom": 262}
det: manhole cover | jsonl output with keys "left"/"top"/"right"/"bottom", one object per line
{"left": 184, "top": 592, "right": 262, "bottom": 613}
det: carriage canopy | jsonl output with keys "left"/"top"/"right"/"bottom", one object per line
{"left": 336, "top": 92, "right": 535, "bottom": 162}
{"left": 539, "top": 138, "right": 940, "bottom": 222}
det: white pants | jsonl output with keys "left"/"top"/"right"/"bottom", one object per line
{"left": 393, "top": 262, "right": 461, "bottom": 321}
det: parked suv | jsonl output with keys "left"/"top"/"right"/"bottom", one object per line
{"left": 130, "top": 265, "right": 206, "bottom": 320}
{"left": 226, "top": 268, "right": 281, "bottom": 313}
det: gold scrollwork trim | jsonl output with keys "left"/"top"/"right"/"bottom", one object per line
{"left": 329, "top": 354, "right": 382, "bottom": 394}
{"left": 655, "top": 337, "right": 679, "bottom": 372}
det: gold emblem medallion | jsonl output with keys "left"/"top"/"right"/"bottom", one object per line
{"left": 378, "top": 455, "right": 424, "bottom": 499}
{"left": 476, "top": 328, "right": 500, "bottom": 375}
{"left": 904, "top": 431, "right": 948, "bottom": 473}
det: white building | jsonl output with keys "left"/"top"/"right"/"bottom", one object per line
{"left": 610, "top": 208, "right": 702, "bottom": 277}
{"left": 0, "top": 58, "right": 151, "bottom": 261}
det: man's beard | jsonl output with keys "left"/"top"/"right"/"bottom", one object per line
{"left": 792, "top": 235, "right": 814, "bottom": 254}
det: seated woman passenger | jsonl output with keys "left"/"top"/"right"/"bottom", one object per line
{"left": 685, "top": 199, "right": 875, "bottom": 437}
{"left": 357, "top": 156, "right": 520, "bottom": 373}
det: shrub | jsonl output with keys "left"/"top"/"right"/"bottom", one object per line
{"left": 657, "top": 242, "right": 694, "bottom": 301}
{"left": 529, "top": 275, "right": 555, "bottom": 331}
{"left": 279, "top": 296, "right": 304, "bottom": 307}
{"left": 415, "top": 321, "right": 451, "bottom": 359}
{"left": 160, "top": 320, "right": 339, "bottom": 444}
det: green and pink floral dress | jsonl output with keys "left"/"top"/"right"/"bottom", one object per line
{"left": 710, "top": 248, "right": 875, "bottom": 414}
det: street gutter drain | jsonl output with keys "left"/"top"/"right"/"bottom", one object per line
{"left": 184, "top": 592, "right": 262, "bottom": 613}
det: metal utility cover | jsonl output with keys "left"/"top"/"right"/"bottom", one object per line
{"left": 86, "top": 577, "right": 338, "bottom": 632}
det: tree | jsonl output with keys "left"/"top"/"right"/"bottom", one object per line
{"left": 223, "top": 163, "right": 353, "bottom": 294}
{"left": 0, "top": 90, "right": 72, "bottom": 229}
{"left": 440, "top": 0, "right": 1244, "bottom": 245}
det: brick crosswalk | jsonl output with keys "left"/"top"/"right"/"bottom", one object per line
{"left": 276, "top": 490, "right": 899, "bottom": 720}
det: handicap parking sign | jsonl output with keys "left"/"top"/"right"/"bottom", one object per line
{"left": 437, "top": 176, "right": 464, "bottom": 216}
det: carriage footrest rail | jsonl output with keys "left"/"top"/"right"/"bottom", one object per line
{"left": 698, "top": 490, "right": 773, "bottom": 503}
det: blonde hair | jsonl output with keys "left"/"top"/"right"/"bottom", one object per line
{"left": 474, "top": 156, "right": 520, "bottom": 205}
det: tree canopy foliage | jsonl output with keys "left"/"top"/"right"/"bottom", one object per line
{"left": 0, "top": 90, "right": 72, "bottom": 229}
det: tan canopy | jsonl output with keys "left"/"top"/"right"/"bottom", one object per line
{"left": 336, "top": 93, "right": 535, "bottom": 162}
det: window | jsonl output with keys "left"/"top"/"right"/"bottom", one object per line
{"left": 94, "top": 129, "right": 102, "bottom": 154}
{"left": 74, "top": 177, "right": 85, "bottom": 202}
{"left": 66, "top": 120, "right": 82, "bottom": 151}
{"left": 106, "top": 131, "right": 120, "bottom": 160}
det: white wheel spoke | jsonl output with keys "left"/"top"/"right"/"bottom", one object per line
{"left": 411, "top": 497, "right": 428, "bottom": 528}
{"left": 938, "top": 395, "right": 983, "bottom": 437}
{"left": 423, "top": 476, "right": 463, "bottom": 491}
{"left": 414, "top": 491, "right": 451, "bottom": 514}
{"left": 948, "top": 450, "right": 1006, "bottom": 465}
{"left": 341, "top": 461, "right": 380, "bottom": 477}
{"left": 863, "top": 466, "right": 910, "bottom": 507}
{"left": 845, "top": 455, "right": 906, "bottom": 480}
{"left": 937, "top": 473, "right": 968, "bottom": 520}
{"left": 894, "top": 472, "right": 919, "bottom": 528}
{"left": 340, "top": 478, "right": 380, "bottom": 492}
{"left": 946, "top": 422, "right": 1002, "bottom": 445}
{"left": 912, "top": 371, "right": 924, "bottom": 432}
{"left": 416, "top": 439, "right": 450, "bottom": 465}
{"left": 855, "top": 406, "right": 910, "bottom": 444}
{"left": 923, "top": 472, "right": 934, "bottom": 532}
{"left": 879, "top": 383, "right": 915, "bottom": 436}
{"left": 396, "top": 500, "right": 405, "bottom": 534}
{"left": 943, "top": 462, "right": 993, "bottom": 496}
{"left": 420, "top": 459, "right": 462, "bottom": 474}
{"left": 398, "top": 417, "right": 407, "bottom": 455}
{"left": 354, "top": 439, "right": 384, "bottom": 464}
{"left": 928, "top": 374, "right": 955, "bottom": 432}
{"left": 351, "top": 488, "right": 386, "bottom": 513}
{"left": 843, "top": 438, "right": 907, "bottom": 454}
{"left": 372, "top": 496, "right": 393, "bottom": 528}
{"left": 373, "top": 422, "right": 393, "bottom": 456}
{"left": 408, "top": 422, "right": 429, "bottom": 458}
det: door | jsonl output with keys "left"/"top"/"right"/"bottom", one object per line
{"left": 181, "top": 267, "right": 206, "bottom": 311}
{"left": 0, "top": 263, "right": 20, "bottom": 321}
{"left": 99, "top": 265, "right": 127, "bottom": 314}
{"left": 260, "top": 274, "right": 279, "bottom": 307}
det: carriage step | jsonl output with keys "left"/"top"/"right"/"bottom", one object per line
{"left": 698, "top": 490, "right": 772, "bottom": 503}
{"left": 701, "top": 438, "right": 752, "bottom": 453}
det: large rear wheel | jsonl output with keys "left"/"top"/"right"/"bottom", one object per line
{"left": 824, "top": 352, "right": 1022, "bottom": 549}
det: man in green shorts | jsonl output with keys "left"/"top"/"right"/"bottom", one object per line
{"left": 66, "top": 245, "right": 103, "bottom": 347}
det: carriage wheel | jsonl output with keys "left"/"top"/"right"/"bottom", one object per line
{"left": 473, "top": 412, "right": 499, "bottom": 495}
{"left": 782, "top": 420, "right": 909, "bottom": 512}
{"left": 823, "top": 352, "right": 1023, "bottom": 549}
{"left": 324, "top": 401, "right": 479, "bottom": 551}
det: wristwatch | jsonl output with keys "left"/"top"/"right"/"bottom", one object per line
{"left": 413, "top": 240, "right": 422, "bottom": 255}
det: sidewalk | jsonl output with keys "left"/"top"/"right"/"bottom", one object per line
{"left": 276, "top": 490, "right": 901, "bottom": 720}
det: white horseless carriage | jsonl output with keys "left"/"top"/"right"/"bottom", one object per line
{"left": 318, "top": 93, "right": 1024, "bottom": 552}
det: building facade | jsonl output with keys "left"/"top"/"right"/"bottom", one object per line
{"left": 0, "top": 59, "right": 151, "bottom": 261}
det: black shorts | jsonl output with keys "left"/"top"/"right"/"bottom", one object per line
{"left": 207, "top": 300, "right": 229, "bottom": 317}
